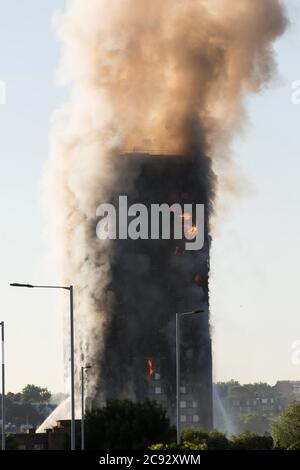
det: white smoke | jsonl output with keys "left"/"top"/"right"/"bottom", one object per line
{"left": 45, "top": 0, "right": 287, "bottom": 398}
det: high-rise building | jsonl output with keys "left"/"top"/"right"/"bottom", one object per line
{"left": 96, "top": 153, "right": 213, "bottom": 430}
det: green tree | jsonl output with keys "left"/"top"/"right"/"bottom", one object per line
{"left": 149, "top": 442, "right": 207, "bottom": 450}
{"left": 5, "top": 433, "right": 18, "bottom": 450}
{"left": 181, "top": 428, "right": 230, "bottom": 450}
{"left": 231, "top": 431, "right": 273, "bottom": 450}
{"left": 1, "top": 385, "right": 53, "bottom": 430}
{"left": 6, "top": 392, "right": 22, "bottom": 402}
{"left": 85, "top": 400, "right": 174, "bottom": 450}
{"left": 21, "top": 384, "right": 51, "bottom": 404}
{"left": 272, "top": 401, "right": 300, "bottom": 450}
{"left": 5, "top": 393, "right": 42, "bottom": 426}
{"left": 181, "top": 441, "right": 208, "bottom": 450}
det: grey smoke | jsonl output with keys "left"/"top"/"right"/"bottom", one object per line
{"left": 45, "top": 0, "right": 287, "bottom": 401}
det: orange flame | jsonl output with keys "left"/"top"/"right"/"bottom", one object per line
{"left": 188, "top": 225, "right": 198, "bottom": 235}
{"left": 147, "top": 359, "right": 155, "bottom": 377}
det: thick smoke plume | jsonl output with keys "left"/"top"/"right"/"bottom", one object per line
{"left": 47, "top": 0, "right": 287, "bottom": 397}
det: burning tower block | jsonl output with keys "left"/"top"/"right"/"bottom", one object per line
{"left": 97, "top": 153, "right": 213, "bottom": 430}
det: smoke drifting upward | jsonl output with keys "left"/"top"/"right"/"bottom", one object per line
{"left": 47, "top": 0, "right": 287, "bottom": 396}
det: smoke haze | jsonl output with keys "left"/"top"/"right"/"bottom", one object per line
{"left": 46, "top": 0, "right": 287, "bottom": 397}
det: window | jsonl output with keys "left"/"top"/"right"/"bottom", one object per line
{"left": 154, "top": 373, "right": 160, "bottom": 380}
{"left": 155, "top": 387, "right": 162, "bottom": 394}
{"left": 180, "top": 386, "right": 186, "bottom": 394}
{"left": 180, "top": 415, "right": 187, "bottom": 423}
{"left": 180, "top": 400, "right": 187, "bottom": 408}
{"left": 192, "top": 401, "right": 198, "bottom": 408}
{"left": 192, "top": 415, "right": 199, "bottom": 423}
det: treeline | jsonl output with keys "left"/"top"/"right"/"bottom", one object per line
{"left": 4, "top": 397, "right": 300, "bottom": 450}
{"left": 83, "top": 399, "right": 300, "bottom": 450}
{"left": 2, "top": 384, "right": 54, "bottom": 430}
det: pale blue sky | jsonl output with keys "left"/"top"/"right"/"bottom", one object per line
{"left": 0, "top": 1, "right": 299, "bottom": 392}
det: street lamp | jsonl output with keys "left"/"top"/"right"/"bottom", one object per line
{"left": 176, "top": 308, "right": 204, "bottom": 446}
{"left": 10, "top": 283, "right": 76, "bottom": 450}
{"left": 81, "top": 365, "right": 91, "bottom": 450}
{"left": 0, "top": 322, "right": 5, "bottom": 451}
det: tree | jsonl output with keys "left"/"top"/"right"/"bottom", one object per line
{"left": 149, "top": 442, "right": 208, "bottom": 450}
{"left": 272, "top": 401, "right": 300, "bottom": 450}
{"left": 5, "top": 433, "right": 18, "bottom": 450}
{"left": 238, "top": 412, "right": 271, "bottom": 435}
{"left": 206, "top": 430, "right": 231, "bottom": 450}
{"left": 2, "top": 385, "right": 54, "bottom": 431}
{"left": 6, "top": 392, "right": 22, "bottom": 402}
{"left": 5, "top": 393, "right": 42, "bottom": 427}
{"left": 231, "top": 431, "right": 273, "bottom": 450}
{"left": 85, "top": 400, "right": 174, "bottom": 450}
{"left": 21, "top": 385, "right": 51, "bottom": 404}
{"left": 181, "top": 428, "right": 230, "bottom": 450}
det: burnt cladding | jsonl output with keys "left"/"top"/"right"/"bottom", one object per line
{"left": 98, "top": 153, "right": 213, "bottom": 429}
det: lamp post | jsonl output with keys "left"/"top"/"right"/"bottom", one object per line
{"left": 0, "top": 322, "right": 5, "bottom": 451}
{"left": 176, "top": 308, "right": 204, "bottom": 446}
{"left": 81, "top": 365, "right": 91, "bottom": 450}
{"left": 10, "top": 283, "right": 76, "bottom": 450}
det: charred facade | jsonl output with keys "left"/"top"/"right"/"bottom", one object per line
{"left": 96, "top": 153, "right": 213, "bottom": 430}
